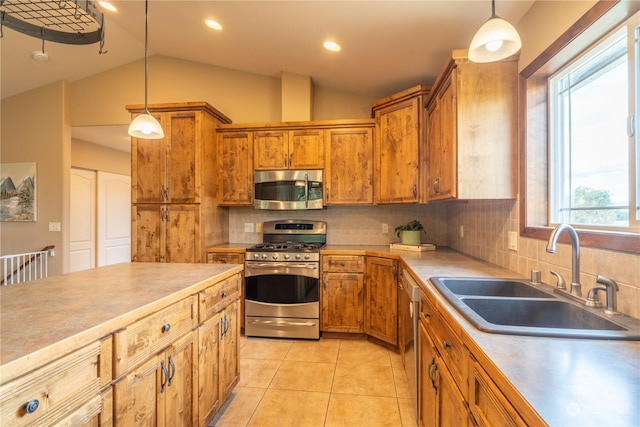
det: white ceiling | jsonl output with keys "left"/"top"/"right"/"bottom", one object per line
{"left": 2, "top": 0, "right": 535, "bottom": 152}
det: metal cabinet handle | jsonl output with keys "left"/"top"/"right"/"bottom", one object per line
{"left": 423, "top": 312, "right": 431, "bottom": 320}
{"left": 442, "top": 341, "right": 451, "bottom": 350}
{"left": 429, "top": 357, "right": 438, "bottom": 393}
{"left": 413, "top": 184, "right": 417, "bottom": 199}
{"left": 222, "top": 291, "right": 228, "bottom": 298}
{"left": 24, "top": 399, "right": 40, "bottom": 414}
{"left": 167, "top": 355, "right": 176, "bottom": 386}
{"left": 162, "top": 323, "right": 171, "bottom": 333}
{"left": 160, "top": 360, "right": 168, "bottom": 393}
{"left": 323, "top": 277, "right": 328, "bottom": 291}
{"left": 434, "top": 177, "right": 440, "bottom": 194}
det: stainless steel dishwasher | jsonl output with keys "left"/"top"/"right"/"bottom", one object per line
{"left": 401, "top": 269, "right": 421, "bottom": 421}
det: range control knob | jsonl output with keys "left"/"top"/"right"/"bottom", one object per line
{"left": 284, "top": 254, "right": 290, "bottom": 260}
{"left": 304, "top": 254, "right": 310, "bottom": 260}
{"left": 253, "top": 253, "right": 260, "bottom": 260}
{"left": 262, "top": 254, "right": 268, "bottom": 260}
{"left": 295, "top": 254, "right": 302, "bottom": 260}
{"left": 273, "top": 254, "right": 279, "bottom": 260}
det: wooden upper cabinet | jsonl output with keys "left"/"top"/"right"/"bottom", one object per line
{"left": 253, "top": 128, "right": 324, "bottom": 170}
{"left": 372, "top": 85, "right": 431, "bottom": 204}
{"left": 324, "top": 124, "right": 374, "bottom": 205}
{"left": 217, "top": 131, "right": 253, "bottom": 206}
{"left": 425, "top": 49, "right": 518, "bottom": 201}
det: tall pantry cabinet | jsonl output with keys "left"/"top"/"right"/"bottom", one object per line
{"left": 128, "top": 102, "right": 232, "bottom": 263}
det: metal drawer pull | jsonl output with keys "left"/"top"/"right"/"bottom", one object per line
{"left": 442, "top": 341, "right": 451, "bottom": 349}
{"left": 222, "top": 291, "right": 228, "bottom": 298}
{"left": 24, "top": 399, "right": 39, "bottom": 414}
{"left": 162, "top": 323, "right": 171, "bottom": 333}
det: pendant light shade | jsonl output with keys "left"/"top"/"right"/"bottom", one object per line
{"left": 128, "top": 0, "right": 164, "bottom": 139}
{"left": 468, "top": 0, "right": 521, "bottom": 63}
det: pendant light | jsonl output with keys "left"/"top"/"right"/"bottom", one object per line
{"left": 468, "top": 0, "right": 521, "bottom": 63}
{"left": 128, "top": 0, "right": 164, "bottom": 139}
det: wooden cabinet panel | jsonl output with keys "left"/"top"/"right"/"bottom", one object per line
{"left": 322, "top": 255, "right": 365, "bottom": 272}
{"left": 365, "top": 256, "right": 398, "bottom": 345}
{"left": 217, "top": 131, "right": 253, "bottom": 206}
{"left": 253, "top": 130, "right": 289, "bottom": 170}
{"left": 0, "top": 341, "right": 107, "bottom": 427}
{"left": 418, "top": 322, "right": 437, "bottom": 427}
{"left": 254, "top": 129, "right": 324, "bottom": 170}
{"left": 114, "top": 296, "right": 196, "bottom": 378}
{"left": 437, "top": 359, "right": 469, "bottom": 427}
{"left": 161, "top": 332, "right": 197, "bottom": 427}
{"left": 199, "top": 275, "right": 241, "bottom": 321}
{"left": 197, "top": 313, "right": 222, "bottom": 426}
{"left": 132, "top": 204, "right": 165, "bottom": 262}
{"left": 166, "top": 112, "right": 199, "bottom": 204}
{"left": 132, "top": 112, "right": 167, "bottom": 204}
{"left": 219, "top": 300, "right": 240, "bottom": 402}
{"left": 322, "top": 272, "right": 365, "bottom": 333}
{"left": 324, "top": 127, "right": 374, "bottom": 205}
{"left": 289, "top": 128, "right": 324, "bottom": 169}
{"left": 206, "top": 253, "right": 244, "bottom": 265}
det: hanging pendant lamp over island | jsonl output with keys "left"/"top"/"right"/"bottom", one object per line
{"left": 128, "top": 0, "right": 164, "bottom": 139}
{"left": 468, "top": 0, "right": 521, "bottom": 63}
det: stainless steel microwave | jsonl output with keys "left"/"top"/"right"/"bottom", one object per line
{"left": 254, "top": 170, "right": 323, "bottom": 210}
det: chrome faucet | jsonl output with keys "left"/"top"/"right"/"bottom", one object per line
{"left": 546, "top": 224, "right": 581, "bottom": 297}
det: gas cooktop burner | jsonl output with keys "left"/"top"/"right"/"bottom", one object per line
{"left": 248, "top": 242, "right": 325, "bottom": 252}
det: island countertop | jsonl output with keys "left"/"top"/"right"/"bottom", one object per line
{"left": 321, "top": 245, "right": 640, "bottom": 427}
{"left": 0, "top": 262, "right": 242, "bottom": 383}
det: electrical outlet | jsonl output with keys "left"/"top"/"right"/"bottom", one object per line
{"left": 459, "top": 225, "right": 464, "bottom": 239}
{"left": 49, "top": 222, "right": 61, "bottom": 232}
{"left": 244, "top": 222, "right": 254, "bottom": 233}
{"left": 508, "top": 231, "right": 518, "bottom": 251}
{"left": 382, "top": 223, "right": 388, "bottom": 233}
{"left": 255, "top": 222, "right": 262, "bottom": 233}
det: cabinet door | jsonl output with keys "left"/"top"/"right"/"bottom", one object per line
{"left": 218, "top": 132, "right": 253, "bottom": 205}
{"left": 219, "top": 301, "right": 240, "bottom": 402}
{"left": 324, "top": 127, "right": 373, "bottom": 205}
{"left": 165, "top": 204, "right": 200, "bottom": 263}
{"left": 289, "top": 128, "right": 324, "bottom": 169}
{"left": 197, "top": 313, "right": 222, "bottom": 426}
{"left": 375, "top": 97, "right": 420, "bottom": 203}
{"left": 131, "top": 112, "right": 167, "bottom": 204}
{"left": 161, "top": 332, "right": 196, "bottom": 427}
{"left": 114, "top": 355, "right": 160, "bottom": 426}
{"left": 166, "top": 112, "right": 200, "bottom": 204}
{"left": 419, "top": 322, "right": 438, "bottom": 427}
{"left": 365, "top": 257, "right": 398, "bottom": 345}
{"left": 437, "top": 358, "right": 468, "bottom": 427}
{"left": 253, "top": 131, "right": 289, "bottom": 170}
{"left": 132, "top": 204, "right": 165, "bottom": 262}
{"left": 322, "top": 272, "right": 365, "bottom": 333}
{"left": 429, "top": 70, "right": 457, "bottom": 201}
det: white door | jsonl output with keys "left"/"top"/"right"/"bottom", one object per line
{"left": 70, "top": 168, "right": 96, "bottom": 272}
{"left": 97, "top": 172, "right": 131, "bottom": 266}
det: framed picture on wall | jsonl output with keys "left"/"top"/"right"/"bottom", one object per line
{"left": 0, "top": 162, "right": 37, "bottom": 222}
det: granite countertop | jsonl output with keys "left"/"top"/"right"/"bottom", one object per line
{"left": 320, "top": 245, "right": 640, "bottom": 427}
{"left": 0, "top": 262, "right": 242, "bottom": 383}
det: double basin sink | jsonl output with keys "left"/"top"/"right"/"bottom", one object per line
{"left": 429, "top": 277, "right": 640, "bottom": 340}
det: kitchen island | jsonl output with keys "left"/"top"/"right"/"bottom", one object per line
{"left": 0, "top": 262, "right": 242, "bottom": 426}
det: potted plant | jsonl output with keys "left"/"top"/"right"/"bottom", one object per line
{"left": 394, "top": 220, "right": 425, "bottom": 245}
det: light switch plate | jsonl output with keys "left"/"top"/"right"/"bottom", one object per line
{"left": 508, "top": 231, "right": 518, "bottom": 251}
{"left": 244, "top": 222, "right": 254, "bottom": 233}
{"left": 49, "top": 222, "right": 61, "bottom": 232}
{"left": 382, "top": 223, "right": 388, "bottom": 233}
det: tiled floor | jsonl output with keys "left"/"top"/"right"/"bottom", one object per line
{"left": 210, "top": 335, "right": 418, "bottom": 427}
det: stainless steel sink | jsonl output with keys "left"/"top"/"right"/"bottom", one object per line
{"left": 434, "top": 277, "right": 554, "bottom": 298}
{"left": 429, "top": 277, "right": 640, "bottom": 340}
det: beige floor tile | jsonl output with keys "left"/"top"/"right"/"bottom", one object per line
{"left": 238, "top": 358, "right": 282, "bottom": 388}
{"left": 270, "top": 360, "right": 336, "bottom": 392}
{"left": 337, "top": 339, "right": 392, "bottom": 367}
{"left": 325, "top": 394, "right": 402, "bottom": 427}
{"left": 389, "top": 349, "right": 404, "bottom": 369}
{"left": 398, "top": 398, "right": 418, "bottom": 427}
{"left": 285, "top": 338, "right": 340, "bottom": 363}
{"left": 392, "top": 366, "right": 412, "bottom": 399}
{"left": 332, "top": 363, "right": 396, "bottom": 397}
{"left": 247, "top": 389, "right": 330, "bottom": 427}
{"left": 209, "top": 386, "right": 266, "bottom": 427}
{"left": 241, "top": 337, "right": 293, "bottom": 360}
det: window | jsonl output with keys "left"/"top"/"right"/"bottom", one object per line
{"left": 520, "top": 2, "right": 640, "bottom": 253}
{"left": 548, "top": 20, "right": 638, "bottom": 232}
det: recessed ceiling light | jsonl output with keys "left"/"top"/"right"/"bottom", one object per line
{"left": 323, "top": 41, "right": 341, "bottom": 52}
{"left": 205, "top": 19, "right": 223, "bottom": 31}
{"left": 98, "top": 1, "right": 117, "bottom": 12}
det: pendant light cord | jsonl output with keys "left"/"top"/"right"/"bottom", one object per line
{"left": 491, "top": 0, "right": 497, "bottom": 18}
{"left": 144, "top": 0, "right": 149, "bottom": 113}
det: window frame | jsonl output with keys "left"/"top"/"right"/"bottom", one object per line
{"left": 519, "top": 0, "right": 640, "bottom": 254}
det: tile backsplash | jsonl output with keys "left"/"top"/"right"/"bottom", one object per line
{"left": 228, "top": 199, "right": 639, "bottom": 319}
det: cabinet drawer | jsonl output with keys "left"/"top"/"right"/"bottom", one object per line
{"left": 199, "top": 275, "right": 241, "bottom": 322}
{"left": 0, "top": 341, "right": 104, "bottom": 427}
{"left": 114, "top": 296, "right": 197, "bottom": 377}
{"left": 469, "top": 359, "right": 526, "bottom": 427}
{"left": 421, "top": 293, "right": 467, "bottom": 395}
{"left": 206, "top": 253, "right": 244, "bottom": 265}
{"left": 322, "top": 255, "right": 364, "bottom": 272}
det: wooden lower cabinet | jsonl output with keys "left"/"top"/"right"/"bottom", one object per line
{"left": 322, "top": 255, "right": 365, "bottom": 333}
{"left": 114, "top": 331, "right": 196, "bottom": 427}
{"left": 219, "top": 300, "right": 240, "bottom": 401}
{"left": 206, "top": 250, "right": 246, "bottom": 331}
{"left": 365, "top": 256, "right": 398, "bottom": 345}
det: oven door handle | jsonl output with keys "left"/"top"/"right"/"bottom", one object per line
{"left": 246, "top": 262, "right": 317, "bottom": 269}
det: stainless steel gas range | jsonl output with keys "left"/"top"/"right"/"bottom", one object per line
{"left": 244, "top": 219, "right": 326, "bottom": 339}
